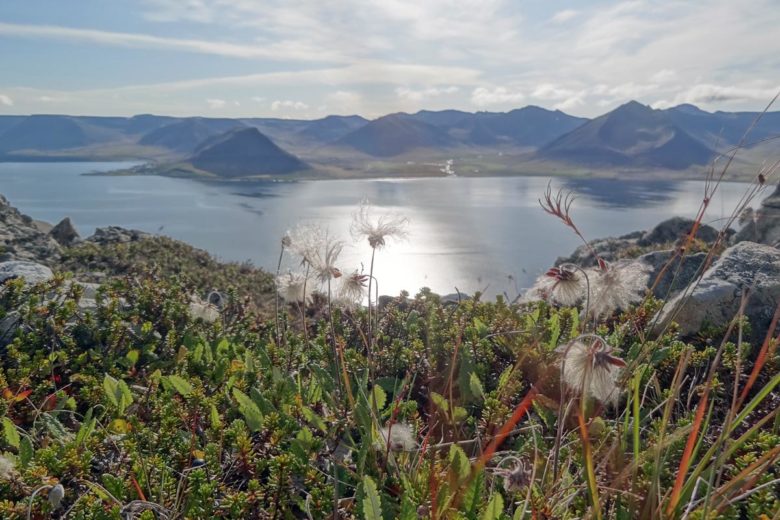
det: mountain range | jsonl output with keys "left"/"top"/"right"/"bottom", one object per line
{"left": 0, "top": 101, "right": 778, "bottom": 178}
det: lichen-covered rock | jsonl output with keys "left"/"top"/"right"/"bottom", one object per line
{"left": 0, "top": 261, "right": 54, "bottom": 284}
{"left": 656, "top": 241, "right": 780, "bottom": 342}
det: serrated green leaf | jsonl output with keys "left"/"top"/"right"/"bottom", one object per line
{"left": 232, "top": 388, "right": 263, "bottom": 431}
{"left": 361, "top": 475, "right": 382, "bottom": 520}
{"left": 2, "top": 417, "right": 20, "bottom": 448}
{"left": 453, "top": 406, "right": 468, "bottom": 423}
{"left": 431, "top": 392, "right": 448, "bottom": 413}
{"left": 165, "top": 375, "right": 193, "bottom": 396}
{"left": 19, "top": 436, "right": 33, "bottom": 467}
{"left": 464, "top": 471, "right": 485, "bottom": 515}
{"left": 103, "top": 374, "right": 133, "bottom": 414}
{"left": 469, "top": 372, "right": 485, "bottom": 400}
{"left": 449, "top": 444, "right": 471, "bottom": 482}
{"left": 250, "top": 387, "right": 275, "bottom": 414}
{"left": 482, "top": 492, "right": 504, "bottom": 520}
{"left": 370, "top": 385, "right": 387, "bottom": 411}
{"left": 209, "top": 404, "right": 221, "bottom": 430}
{"left": 102, "top": 374, "right": 119, "bottom": 408}
{"left": 399, "top": 495, "right": 418, "bottom": 520}
{"left": 498, "top": 366, "right": 513, "bottom": 391}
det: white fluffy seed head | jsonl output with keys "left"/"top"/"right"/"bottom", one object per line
{"left": 561, "top": 339, "right": 625, "bottom": 406}
{"left": 338, "top": 270, "right": 369, "bottom": 307}
{"left": 376, "top": 423, "right": 417, "bottom": 452}
{"left": 541, "top": 265, "right": 585, "bottom": 307}
{"left": 587, "top": 262, "right": 650, "bottom": 320}
{"left": 285, "top": 224, "right": 325, "bottom": 265}
{"left": 276, "top": 271, "right": 311, "bottom": 304}
{"left": 351, "top": 200, "right": 408, "bottom": 250}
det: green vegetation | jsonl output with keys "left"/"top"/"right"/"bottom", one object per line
{"left": 0, "top": 261, "right": 777, "bottom": 518}
{"left": 58, "top": 236, "right": 275, "bottom": 311}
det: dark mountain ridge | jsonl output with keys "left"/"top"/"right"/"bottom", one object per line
{"left": 539, "top": 101, "right": 716, "bottom": 169}
{"left": 139, "top": 118, "right": 246, "bottom": 153}
{"left": 336, "top": 113, "right": 456, "bottom": 156}
{"left": 189, "top": 127, "right": 309, "bottom": 177}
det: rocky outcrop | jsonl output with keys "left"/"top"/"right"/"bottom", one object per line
{"left": 0, "top": 261, "right": 54, "bottom": 284}
{"left": 556, "top": 217, "right": 723, "bottom": 267}
{"left": 87, "top": 226, "right": 149, "bottom": 245}
{"left": 555, "top": 231, "right": 643, "bottom": 268}
{"left": 639, "top": 250, "right": 710, "bottom": 299}
{"left": 638, "top": 216, "right": 720, "bottom": 246}
{"left": 0, "top": 195, "right": 62, "bottom": 262}
{"left": 734, "top": 183, "right": 780, "bottom": 247}
{"left": 656, "top": 242, "right": 780, "bottom": 343}
{"left": 49, "top": 217, "right": 80, "bottom": 246}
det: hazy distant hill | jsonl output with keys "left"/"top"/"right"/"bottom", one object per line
{"left": 123, "top": 114, "right": 179, "bottom": 135}
{"left": 0, "top": 102, "right": 778, "bottom": 174}
{"left": 664, "top": 104, "right": 780, "bottom": 149}
{"left": 139, "top": 118, "right": 246, "bottom": 153}
{"left": 336, "top": 113, "right": 456, "bottom": 156}
{"left": 0, "top": 115, "right": 93, "bottom": 153}
{"left": 190, "top": 127, "right": 309, "bottom": 177}
{"left": 296, "top": 115, "right": 368, "bottom": 144}
{"left": 539, "top": 101, "right": 716, "bottom": 169}
{"left": 0, "top": 116, "right": 27, "bottom": 136}
{"left": 408, "top": 106, "right": 587, "bottom": 147}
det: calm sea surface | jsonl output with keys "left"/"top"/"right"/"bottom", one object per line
{"left": 0, "top": 162, "right": 754, "bottom": 298}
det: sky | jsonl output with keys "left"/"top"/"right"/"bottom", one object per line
{"left": 0, "top": 0, "right": 778, "bottom": 119}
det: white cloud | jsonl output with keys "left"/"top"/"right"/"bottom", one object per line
{"left": 554, "top": 93, "right": 587, "bottom": 111}
{"left": 470, "top": 86, "right": 524, "bottom": 107}
{"left": 532, "top": 84, "right": 580, "bottom": 101}
{"left": 4, "top": 0, "right": 780, "bottom": 117}
{"left": 0, "top": 94, "right": 13, "bottom": 107}
{"left": 271, "top": 100, "right": 309, "bottom": 111}
{"left": 250, "top": 96, "right": 266, "bottom": 102}
{"left": 551, "top": 9, "right": 578, "bottom": 23}
{"left": 206, "top": 98, "right": 226, "bottom": 109}
{"left": 0, "top": 21, "right": 345, "bottom": 62}
{"left": 651, "top": 69, "right": 677, "bottom": 84}
{"left": 395, "top": 86, "right": 458, "bottom": 101}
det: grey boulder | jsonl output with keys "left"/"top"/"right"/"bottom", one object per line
{"left": 638, "top": 216, "right": 720, "bottom": 247}
{"left": 0, "top": 261, "right": 54, "bottom": 284}
{"left": 656, "top": 241, "right": 780, "bottom": 343}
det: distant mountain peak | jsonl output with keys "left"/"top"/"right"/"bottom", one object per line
{"left": 539, "top": 100, "right": 715, "bottom": 170}
{"left": 669, "top": 103, "right": 710, "bottom": 115}
{"left": 336, "top": 114, "right": 455, "bottom": 156}
{"left": 190, "top": 127, "right": 308, "bottom": 177}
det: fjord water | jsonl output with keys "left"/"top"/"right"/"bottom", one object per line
{"left": 0, "top": 162, "right": 752, "bottom": 298}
